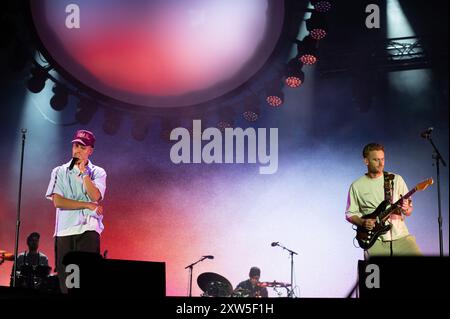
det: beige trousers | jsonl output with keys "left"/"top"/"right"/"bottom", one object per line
{"left": 367, "top": 235, "right": 422, "bottom": 257}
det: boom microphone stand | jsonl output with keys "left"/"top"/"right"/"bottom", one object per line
{"left": 422, "top": 128, "right": 447, "bottom": 257}
{"left": 185, "top": 255, "right": 213, "bottom": 297}
{"left": 271, "top": 242, "right": 298, "bottom": 298}
{"left": 12, "top": 129, "right": 27, "bottom": 288}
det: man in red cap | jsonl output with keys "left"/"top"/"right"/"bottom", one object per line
{"left": 45, "top": 129, "right": 107, "bottom": 293}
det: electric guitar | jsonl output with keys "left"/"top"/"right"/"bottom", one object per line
{"left": 356, "top": 178, "right": 433, "bottom": 250}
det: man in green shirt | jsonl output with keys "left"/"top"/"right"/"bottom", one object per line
{"left": 345, "top": 143, "right": 422, "bottom": 257}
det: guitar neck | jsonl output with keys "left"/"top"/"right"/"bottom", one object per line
{"left": 380, "top": 186, "right": 417, "bottom": 220}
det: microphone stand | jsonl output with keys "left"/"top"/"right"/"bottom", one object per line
{"left": 274, "top": 243, "right": 298, "bottom": 298}
{"left": 424, "top": 134, "right": 447, "bottom": 257}
{"left": 185, "top": 256, "right": 209, "bottom": 297}
{"left": 12, "top": 129, "right": 27, "bottom": 288}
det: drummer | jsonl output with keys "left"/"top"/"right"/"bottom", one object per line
{"left": 235, "top": 267, "right": 268, "bottom": 298}
{"left": 10, "top": 232, "right": 49, "bottom": 286}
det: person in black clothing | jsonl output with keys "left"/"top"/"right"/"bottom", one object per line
{"left": 235, "top": 267, "right": 268, "bottom": 298}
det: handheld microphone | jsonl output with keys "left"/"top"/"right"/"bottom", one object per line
{"left": 420, "top": 127, "right": 433, "bottom": 139}
{"left": 69, "top": 157, "right": 78, "bottom": 170}
{"left": 202, "top": 255, "right": 214, "bottom": 259}
{"left": 271, "top": 242, "right": 279, "bottom": 247}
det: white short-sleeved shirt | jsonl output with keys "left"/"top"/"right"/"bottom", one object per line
{"left": 45, "top": 160, "right": 107, "bottom": 237}
{"left": 345, "top": 173, "right": 410, "bottom": 241}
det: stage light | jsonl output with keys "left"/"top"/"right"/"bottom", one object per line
{"left": 297, "top": 36, "right": 319, "bottom": 65}
{"left": 311, "top": 0, "right": 332, "bottom": 13}
{"left": 265, "top": 80, "right": 284, "bottom": 107}
{"left": 49, "top": 85, "right": 69, "bottom": 111}
{"left": 102, "top": 109, "right": 122, "bottom": 135}
{"left": 75, "top": 98, "right": 98, "bottom": 125}
{"left": 131, "top": 118, "right": 150, "bottom": 142}
{"left": 285, "top": 77, "right": 302, "bottom": 88}
{"left": 27, "top": 65, "right": 48, "bottom": 93}
{"left": 242, "top": 111, "right": 259, "bottom": 122}
{"left": 285, "top": 59, "right": 305, "bottom": 88}
{"left": 242, "top": 95, "right": 260, "bottom": 122}
{"left": 306, "top": 12, "right": 328, "bottom": 40}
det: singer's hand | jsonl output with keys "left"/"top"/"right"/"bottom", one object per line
{"left": 85, "top": 202, "right": 103, "bottom": 215}
{"left": 78, "top": 160, "right": 87, "bottom": 173}
{"left": 95, "top": 205, "right": 103, "bottom": 216}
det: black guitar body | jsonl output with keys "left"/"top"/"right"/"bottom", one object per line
{"left": 356, "top": 200, "right": 392, "bottom": 250}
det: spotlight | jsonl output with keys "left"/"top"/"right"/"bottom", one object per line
{"left": 27, "top": 65, "right": 48, "bottom": 93}
{"left": 131, "top": 117, "right": 150, "bottom": 142}
{"left": 50, "top": 85, "right": 69, "bottom": 111}
{"left": 311, "top": 0, "right": 332, "bottom": 13}
{"left": 242, "top": 95, "right": 260, "bottom": 122}
{"left": 75, "top": 98, "right": 98, "bottom": 124}
{"left": 297, "top": 36, "right": 319, "bottom": 65}
{"left": 285, "top": 58, "right": 305, "bottom": 88}
{"left": 306, "top": 12, "right": 328, "bottom": 40}
{"left": 265, "top": 79, "right": 284, "bottom": 107}
{"left": 102, "top": 109, "right": 122, "bottom": 135}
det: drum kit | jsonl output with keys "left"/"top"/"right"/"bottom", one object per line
{"left": 197, "top": 272, "right": 233, "bottom": 297}
{"left": 197, "top": 272, "right": 291, "bottom": 297}
{"left": 1, "top": 250, "right": 59, "bottom": 292}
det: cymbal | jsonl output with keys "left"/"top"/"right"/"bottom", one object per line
{"left": 197, "top": 272, "right": 233, "bottom": 297}
{"left": 0, "top": 251, "right": 14, "bottom": 261}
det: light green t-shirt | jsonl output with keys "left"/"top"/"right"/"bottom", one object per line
{"left": 345, "top": 173, "right": 410, "bottom": 241}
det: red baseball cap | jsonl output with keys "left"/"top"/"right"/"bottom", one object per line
{"left": 71, "top": 130, "right": 96, "bottom": 147}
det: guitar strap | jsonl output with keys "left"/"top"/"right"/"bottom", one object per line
{"left": 383, "top": 172, "right": 395, "bottom": 256}
{"left": 383, "top": 171, "right": 394, "bottom": 204}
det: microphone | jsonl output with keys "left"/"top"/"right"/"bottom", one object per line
{"left": 69, "top": 157, "right": 78, "bottom": 170}
{"left": 202, "top": 255, "right": 214, "bottom": 259}
{"left": 271, "top": 242, "right": 279, "bottom": 247}
{"left": 420, "top": 127, "right": 433, "bottom": 139}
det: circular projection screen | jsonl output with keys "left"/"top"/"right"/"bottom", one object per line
{"left": 30, "top": 0, "right": 285, "bottom": 108}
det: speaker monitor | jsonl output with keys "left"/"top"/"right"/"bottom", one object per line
{"left": 63, "top": 251, "right": 166, "bottom": 298}
{"left": 358, "top": 256, "right": 449, "bottom": 298}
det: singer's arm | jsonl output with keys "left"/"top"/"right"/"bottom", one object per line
{"left": 52, "top": 194, "right": 98, "bottom": 211}
{"left": 78, "top": 161, "right": 104, "bottom": 202}
{"left": 82, "top": 175, "right": 102, "bottom": 202}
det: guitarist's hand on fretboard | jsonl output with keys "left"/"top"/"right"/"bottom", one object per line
{"left": 399, "top": 196, "right": 413, "bottom": 216}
